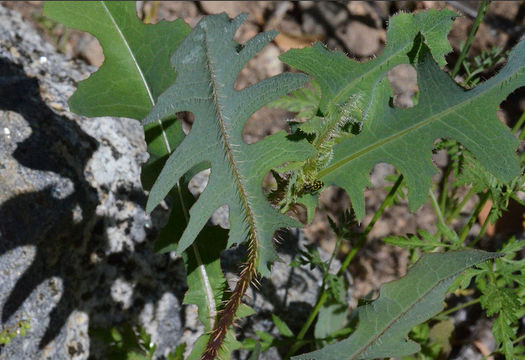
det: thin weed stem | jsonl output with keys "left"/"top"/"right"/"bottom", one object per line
{"left": 446, "top": 187, "right": 477, "bottom": 223}
{"left": 451, "top": 0, "right": 491, "bottom": 78}
{"left": 459, "top": 192, "right": 490, "bottom": 244}
{"left": 429, "top": 189, "right": 447, "bottom": 231}
{"left": 438, "top": 298, "right": 480, "bottom": 318}
{"left": 511, "top": 110, "right": 525, "bottom": 134}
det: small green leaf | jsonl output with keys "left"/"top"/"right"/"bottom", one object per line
{"left": 271, "top": 314, "right": 294, "bottom": 338}
{"left": 293, "top": 250, "right": 500, "bottom": 360}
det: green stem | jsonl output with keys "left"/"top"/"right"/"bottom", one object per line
{"left": 512, "top": 333, "right": 525, "bottom": 345}
{"left": 451, "top": 0, "right": 492, "bottom": 77}
{"left": 470, "top": 202, "right": 493, "bottom": 247}
{"left": 446, "top": 187, "right": 477, "bottom": 223}
{"left": 438, "top": 298, "right": 480, "bottom": 318}
{"left": 364, "top": 175, "right": 404, "bottom": 238}
{"left": 327, "top": 232, "right": 344, "bottom": 277}
{"left": 286, "top": 175, "right": 403, "bottom": 358}
{"left": 459, "top": 192, "right": 490, "bottom": 244}
{"left": 511, "top": 110, "right": 525, "bottom": 134}
{"left": 429, "top": 189, "right": 447, "bottom": 231}
{"left": 520, "top": 127, "right": 525, "bottom": 141}
{"left": 439, "top": 165, "right": 452, "bottom": 215}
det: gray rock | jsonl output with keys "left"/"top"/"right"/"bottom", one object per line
{"left": 0, "top": 5, "right": 186, "bottom": 359}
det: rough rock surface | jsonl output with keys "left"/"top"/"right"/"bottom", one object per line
{"left": 0, "top": 5, "right": 186, "bottom": 359}
{"left": 0, "top": 5, "right": 330, "bottom": 360}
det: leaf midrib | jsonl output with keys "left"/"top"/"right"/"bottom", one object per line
{"left": 100, "top": 1, "right": 173, "bottom": 153}
{"left": 318, "top": 69, "right": 510, "bottom": 179}
{"left": 202, "top": 29, "right": 259, "bottom": 247}
{"left": 101, "top": 1, "right": 217, "bottom": 329}
{"left": 348, "top": 273, "right": 453, "bottom": 359}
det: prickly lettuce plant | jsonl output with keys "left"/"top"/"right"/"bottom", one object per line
{"left": 43, "top": 2, "right": 525, "bottom": 360}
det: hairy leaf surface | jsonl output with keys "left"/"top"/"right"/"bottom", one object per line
{"left": 143, "top": 14, "right": 315, "bottom": 275}
{"left": 43, "top": 1, "right": 190, "bottom": 119}
{"left": 293, "top": 250, "right": 500, "bottom": 360}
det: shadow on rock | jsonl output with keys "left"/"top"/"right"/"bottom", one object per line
{"left": 0, "top": 56, "right": 185, "bottom": 357}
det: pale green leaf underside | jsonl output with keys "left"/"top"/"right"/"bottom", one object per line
{"left": 143, "top": 14, "right": 314, "bottom": 275}
{"left": 293, "top": 250, "right": 500, "bottom": 360}
{"left": 43, "top": 1, "right": 190, "bottom": 120}
{"left": 319, "top": 44, "right": 522, "bottom": 219}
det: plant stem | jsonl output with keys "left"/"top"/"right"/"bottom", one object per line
{"left": 438, "top": 298, "right": 480, "bottom": 318}
{"left": 520, "top": 127, "right": 525, "bottom": 141}
{"left": 429, "top": 189, "right": 447, "bottom": 231}
{"left": 446, "top": 187, "right": 476, "bottom": 223}
{"left": 470, "top": 201, "right": 493, "bottom": 247}
{"left": 512, "top": 333, "right": 525, "bottom": 345}
{"left": 451, "top": 0, "right": 491, "bottom": 78}
{"left": 439, "top": 165, "right": 452, "bottom": 215}
{"left": 286, "top": 175, "right": 403, "bottom": 358}
{"left": 511, "top": 110, "right": 525, "bottom": 134}
{"left": 459, "top": 192, "right": 490, "bottom": 244}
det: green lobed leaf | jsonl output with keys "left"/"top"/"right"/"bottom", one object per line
{"left": 44, "top": 2, "right": 195, "bottom": 252}
{"left": 278, "top": 10, "right": 456, "bottom": 220}
{"left": 316, "top": 43, "right": 522, "bottom": 219}
{"left": 143, "top": 14, "right": 315, "bottom": 275}
{"left": 43, "top": 1, "right": 191, "bottom": 120}
{"left": 292, "top": 250, "right": 500, "bottom": 360}
{"left": 280, "top": 9, "right": 522, "bottom": 220}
